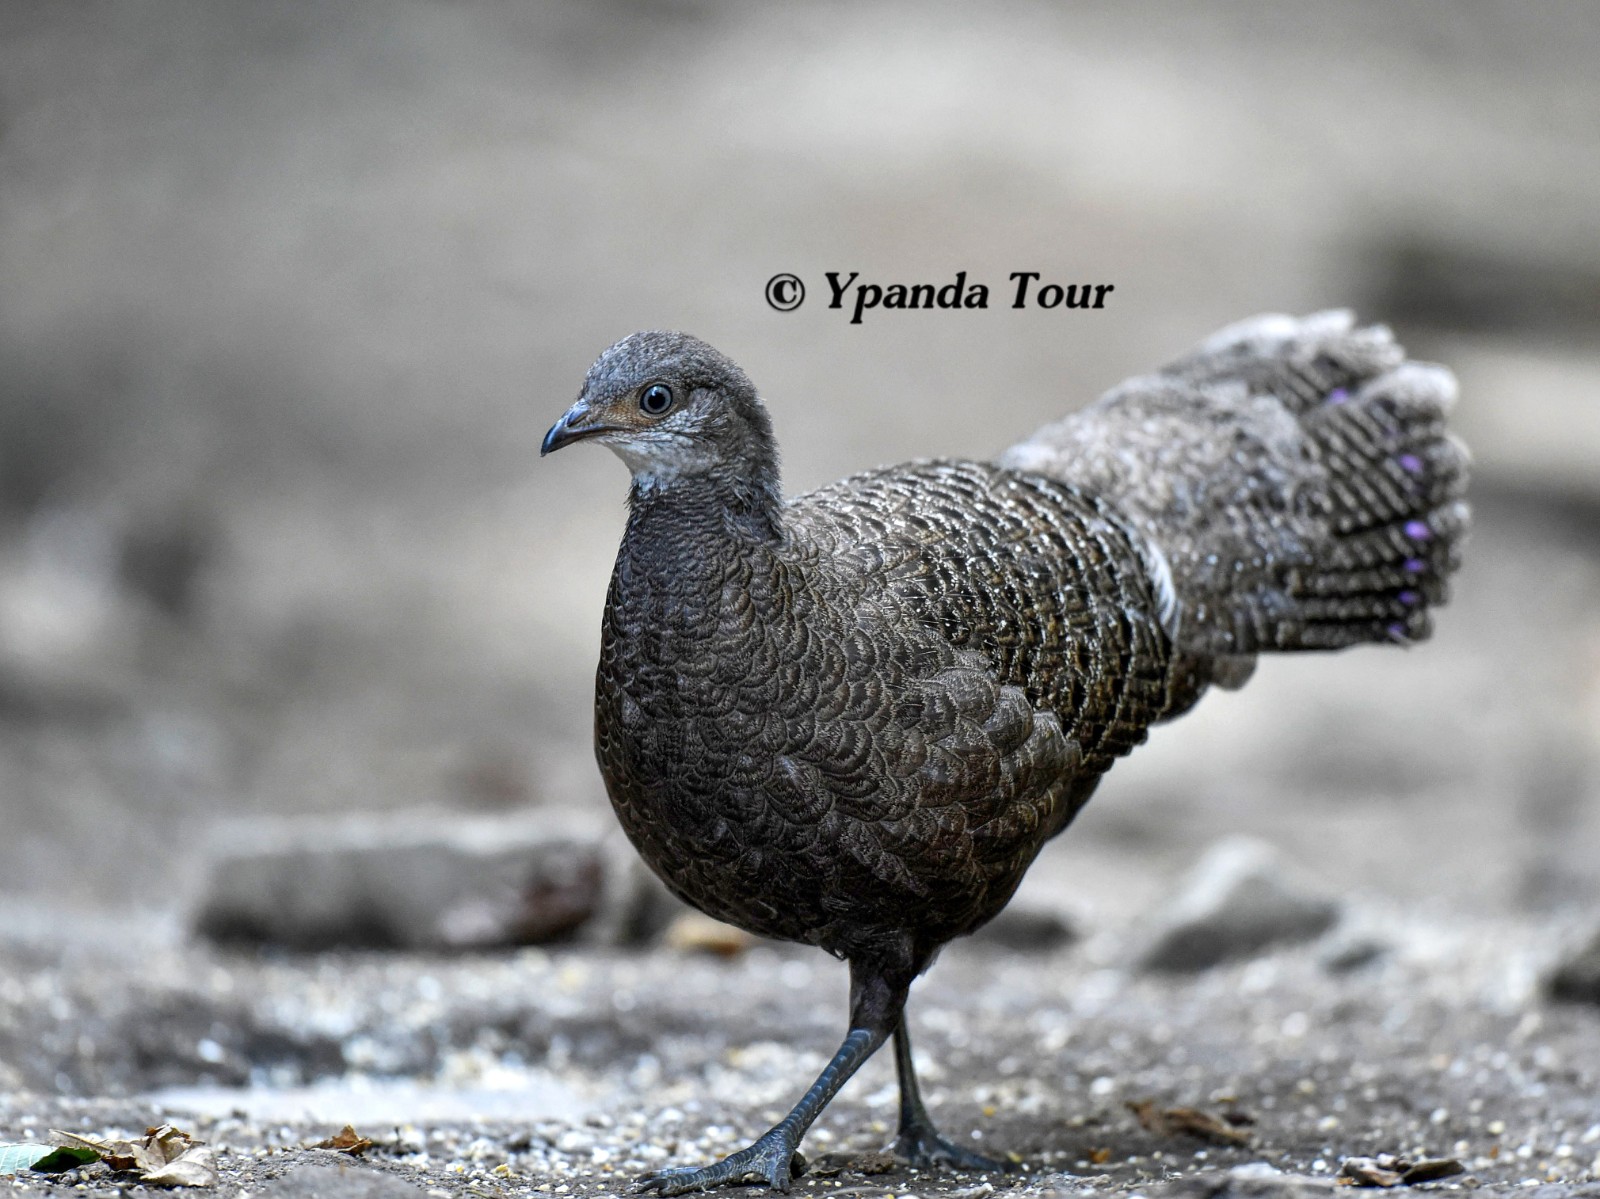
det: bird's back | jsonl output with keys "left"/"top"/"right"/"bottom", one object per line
{"left": 789, "top": 459, "right": 1180, "bottom": 777}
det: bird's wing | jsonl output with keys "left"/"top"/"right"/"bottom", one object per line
{"left": 768, "top": 460, "right": 1177, "bottom": 938}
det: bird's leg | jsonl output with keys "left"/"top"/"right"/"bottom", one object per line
{"left": 638, "top": 961, "right": 906, "bottom": 1195}
{"left": 890, "top": 1019, "right": 1016, "bottom": 1173}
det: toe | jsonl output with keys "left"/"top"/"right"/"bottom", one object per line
{"left": 634, "top": 1137, "right": 799, "bottom": 1195}
{"left": 894, "top": 1128, "right": 1017, "bottom": 1174}
{"left": 636, "top": 1167, "right": 701, "bottom": 1196}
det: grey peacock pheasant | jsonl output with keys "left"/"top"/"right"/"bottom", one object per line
{"left": 540, "top": 312, "right": 1469, "bottom": 1194}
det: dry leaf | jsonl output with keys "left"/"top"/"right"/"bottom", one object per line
{"left": 51, "top": 1131, "right": 132, "bottom": 1172}
{"left": 1400, "top": 1159, "right": 1465, "bottom": 1185}
{"left": 310, "top": 1125, "right": 375, "bottom": 1156}
{"left": 1126, "top": 1099, "right": 1251, "bottom": 1146}
{"left": 142, "top": 1146, "right": 218, "bottom": 1188}
{"left": 1340, "top": 1157, "right": 1405, "bottom": 1187}
{"left": 1162, "top": 1107, "right": 1253, "bottom": 1146}
{"left": 49, "top": 1125, "right": 215, "bottom": 1188}
{"left": 1127, "top": 1099, "right": 1161, "bottom": 1131}
{"left": 1338, "top": 1153, "right": 1462, "bottom": 1188}
{"left": 1088, "top": 1146, "right": 1112, "bottom": 1165}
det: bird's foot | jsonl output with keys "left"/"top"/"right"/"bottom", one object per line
{"left": 637, "top": 1131, "right": 805, "bottom": 1195}
{"left": 892, "top": 1122, "right": 1016, "bottom": 1174}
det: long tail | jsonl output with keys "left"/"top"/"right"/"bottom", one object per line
{"left": 998, "top": 310, "right": 1470, "bottom": 680}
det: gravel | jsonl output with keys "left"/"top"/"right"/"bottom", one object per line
{"left": 2, "top": 894, "right": 1597, "bottom": 1198}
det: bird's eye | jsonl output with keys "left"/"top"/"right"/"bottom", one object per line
{"left": 639, "top": 384, "right": 674, "bottom": 415}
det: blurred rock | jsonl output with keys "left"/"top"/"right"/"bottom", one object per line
{"left": 116, "top": 510, "right": 216, "bottom": 624}
{"left": 1317, "top": 912, "right": 1395, "bottom": 974}
{"left": 662, "top": 912, "right": 754, "bottom": 958}
{"left": 0, "top": 504, "right": 138, "bottom": 704}
{"left": 1133, "top": 837, "right": 1342, "bottom": 973}
{"left": 1547, "top": 926, "right": 1600, "bottom": 1005}
{"left": 611, "top": 854, "right": 692, "bottom": 946}
{"left": 1319, "top": 931, "right": 1390, "bottom": 975}
{"left": 192, "top": 809, "right": 661, "bottom": 951}
{"left": 968, "top": 902, "right": 1078, "bottom": 951}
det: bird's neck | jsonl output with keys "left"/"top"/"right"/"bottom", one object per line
{"left": 624, "top": 466, "right": 784, "bottom": 551}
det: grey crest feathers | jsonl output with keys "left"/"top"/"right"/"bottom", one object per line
{"left": 583, "top": 329, "right": 760, "bottom": 411}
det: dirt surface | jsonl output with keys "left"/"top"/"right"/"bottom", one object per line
{"left": 3, "top": 890, "right": 1598, "bottom": 1198}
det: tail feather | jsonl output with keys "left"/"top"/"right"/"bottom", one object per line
{"left": 997, "top": 310, "right": 1470, "bottom": 678}
{"left": 1288, "top": 354, "right": 1470, "bottom": 643}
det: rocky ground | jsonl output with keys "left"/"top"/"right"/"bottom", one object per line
{"left": 3, "top": 825, "right": 1598, "bottom": 1199}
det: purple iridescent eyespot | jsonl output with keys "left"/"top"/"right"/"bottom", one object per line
{"left": 1403, "top": 557, "right": 1426, "bottom": 575}
{"left": 1325, "top": 387, "right": 1350, "bottom": 406}
{"left": 1404, "top": 519, "right": 1431, "bottom": 541}
{"left": 1398, "top": 590, "right": 1420, "bottom": 606}
{"left": 1398, "top": 453, "right": 1424, "bottom": 475}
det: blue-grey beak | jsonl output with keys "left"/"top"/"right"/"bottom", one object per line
{"left": 541, "top": 400, "right": 611, "bottom": 456}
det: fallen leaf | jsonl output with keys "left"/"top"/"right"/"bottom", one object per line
{"left": 0, "top": 1143, "right": 99, "bottom": 1176}
{"left": 1126, "top": 1099, "right": 1251, "bottom": 1146}
{"left": 1165, "top": 1106, "right": 1253, "bottom": 1146}
{"left": 1088, "top": 1146, "right": 1112, "bottom": 1165}
{"left": 1399, "top": 1158, "right": 1465, "bottom": 1185}
{"left": 1127, "top": 1099, "right": 1162, "bottom": 1131}
{"left": 1338, "top": 1153, "right": 1461, "bottom": 1188}
{"left": 49, "top": 1125, "right": 215, "bottom": 1188}
{"left": 310, "top": 1125, "right": 375, "bottom": 1156}
{"left": 1340, "top": 1156, "right": 1405, "bottom": 1187}
{"left": 52, "top": 1132, "right": 128, "bottom": 1170}
{"left": 142, "top": 1145, "right": 218, "bottom": 1188}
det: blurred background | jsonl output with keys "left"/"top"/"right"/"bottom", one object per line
{"left": 3, "top": 0, "right": 1598, "bottom": 924}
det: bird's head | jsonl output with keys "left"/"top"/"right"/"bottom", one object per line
{"left": 542, "top": 332, "right": 779, "bottom": 507}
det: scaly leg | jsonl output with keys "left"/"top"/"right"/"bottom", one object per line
{"left": 890, "top": 1019, "right": 1015, "bottom": 1173}
{"left": 638, "top": 962, "right": 906, "bottom": 1195}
